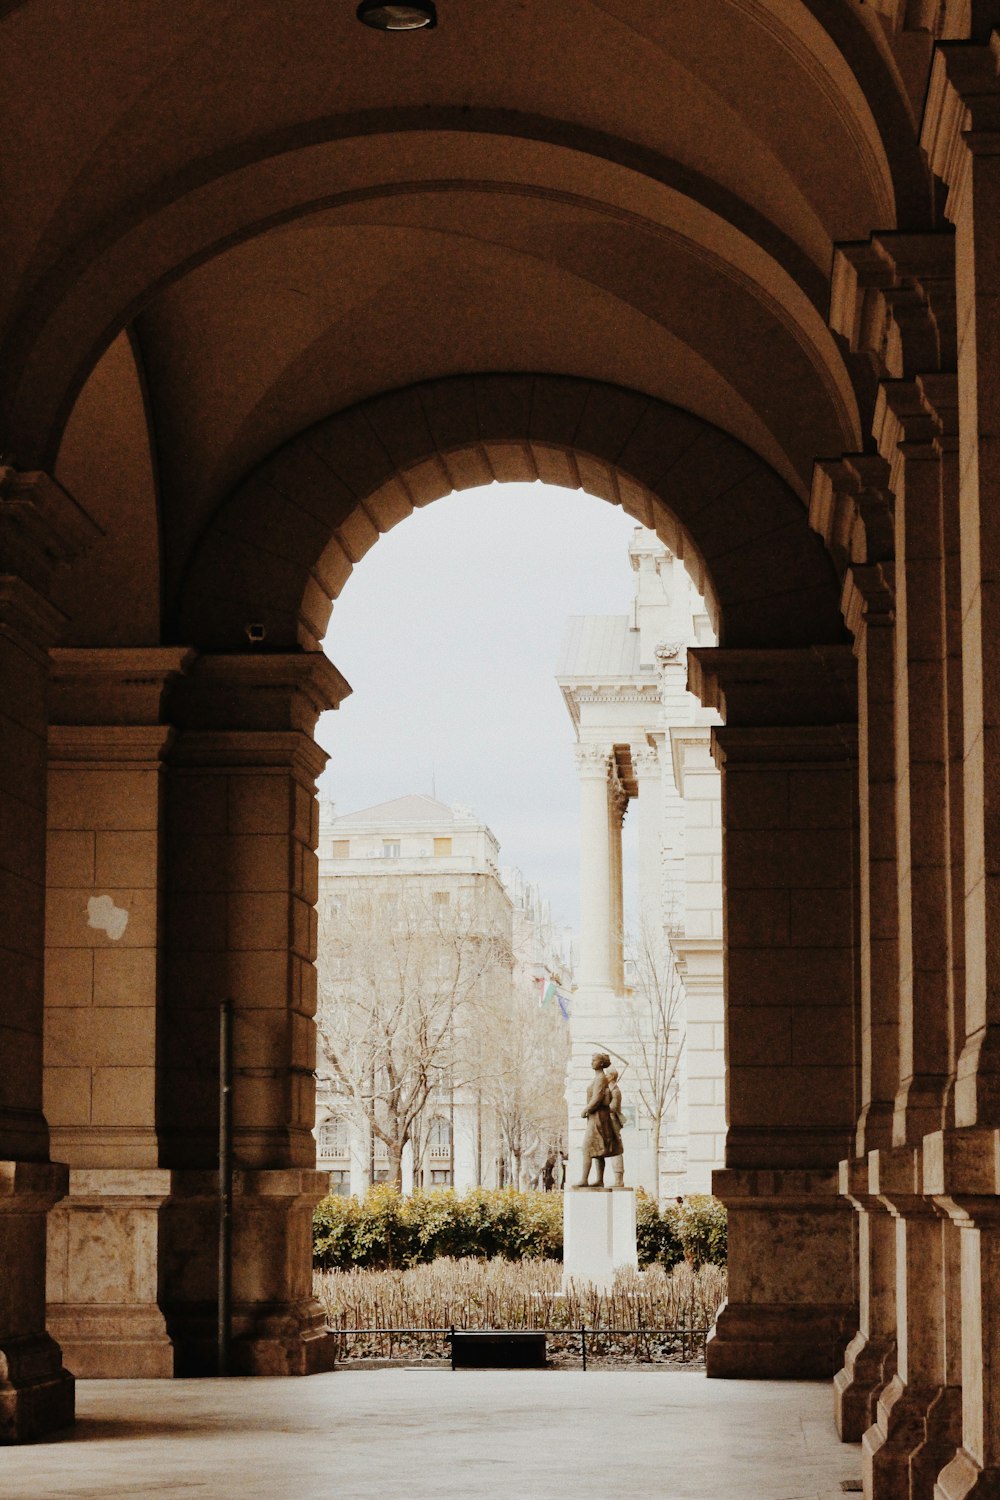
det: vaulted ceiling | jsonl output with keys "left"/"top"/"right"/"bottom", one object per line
{"left": 0, "top": 0, "right": 958, "bottom": 647}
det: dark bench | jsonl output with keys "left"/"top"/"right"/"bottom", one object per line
{"left": 450, "top": 1331, "right": 547, "bottom": 1369}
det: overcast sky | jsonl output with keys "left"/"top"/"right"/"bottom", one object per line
{"left": 316, "top": 481, "right": 640, "bottom": 934}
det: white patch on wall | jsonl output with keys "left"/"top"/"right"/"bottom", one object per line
{"left": 87, "top": 894, "right": 129, "bottom": 941}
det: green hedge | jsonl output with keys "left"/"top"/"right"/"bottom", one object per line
{"left": 313, "top": 1185, "right": 563, "bottom": 1270}
{"left": 313, "top": 1184, "right": 726, "bottom": 1270}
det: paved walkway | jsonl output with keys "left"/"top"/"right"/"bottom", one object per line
{"left": 6, "top": 1371, "right": 862, "bottom": 1500}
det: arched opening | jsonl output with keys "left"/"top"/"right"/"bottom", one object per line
{"left": 38, "top": 368, "right": 861, "bottom": 1384}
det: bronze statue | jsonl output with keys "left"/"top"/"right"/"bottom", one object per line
{"left": 574, "top": 1052, "right": 624, "bottom": 1188}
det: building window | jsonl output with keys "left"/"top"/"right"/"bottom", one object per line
{"left": 432, "top": 890, "right": 450, "bottom": 906}
{"left": 382, "top": 840, "right": 400, "bottom": 858}
{"left": 430, "top": 1168, "right": 453, "bottom": 1187}
{"left": 428, "top": 1115, "right": 452, "bottom": 1159}
{"left": 433, "top": 837, "right": 452, "bottom": 857}
{"left": 373, "top": 1168, "right": 391, "bottom": 1183}
{"left": 318, "top": 1118, "right": 350, "bottom": 1158}
{"left": 331, "top": 839, "right": 350, "bottom": 858}
{"left": 329, "top": 1170, "right": 351, "bottom": 1197}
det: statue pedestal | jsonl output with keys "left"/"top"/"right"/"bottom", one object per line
{"left": 562, "top": 1188, "right": 638, "bottom": 1292}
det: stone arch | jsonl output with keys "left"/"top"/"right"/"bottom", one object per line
{"left": 175, "top": 374, "right": 846, "bottom": 654}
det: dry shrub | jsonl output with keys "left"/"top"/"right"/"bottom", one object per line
{"left": 314, "top": 1256, "right": 727, "bottom": 1364}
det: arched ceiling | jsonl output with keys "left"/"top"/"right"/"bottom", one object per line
{"left": 0, "top": 0, "right": 949, "bottom": 649}
{"left": 176, "top": 374, "right": 846, "bottom": 654}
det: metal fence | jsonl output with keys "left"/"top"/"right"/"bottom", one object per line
{"left": 326, "top": 1324, "right": 708, "bottom": 1367}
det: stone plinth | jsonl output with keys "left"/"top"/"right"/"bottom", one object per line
{"left": 562, "top": 1188, "right": 638, "bottom": 1293}
{"left": 706, "top": 1168, "right": 855, "bottom": 1380}
{"left": 46, "top": 1169, "right": 174, "bottom": 1378}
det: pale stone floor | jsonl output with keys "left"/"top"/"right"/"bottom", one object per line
{"left": 6, "top": 1371, "right": 862, "bottom": 1500}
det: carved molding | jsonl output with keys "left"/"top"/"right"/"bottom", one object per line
{"left": 573, "top": 744, "right": 611, "bottom": 777}
{"left": 631, "top": 744, "right": 660, "bottom": 776}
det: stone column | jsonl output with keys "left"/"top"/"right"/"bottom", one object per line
{"left": 632, "top": 741, "right": 663, "bottom": 935}
{"left": 829, "top": 525, "right": 900, "bottom": 1441}
{"left": 920, "top": 38, "right": 1000, "bottom": 1498}
{"left": 668, "top": 727, "right": 726, "bottom": 1196}
{"left": 43, "top": 647, "right": 192, "bottom": 1377}
{"left": 689, "top": 646, "right": 859, "bottom": 1379}
{"left": 574, "top": 745, "right": 617, "bottom": 992}
{"left": 567, "top": 744, "right": 626, "bottom": 1176}
{"left": 160, "top": 651, "right": 349, "bottom": 1376}
{"left": 0, "top": 467, "right": 98, "bottom": 1440}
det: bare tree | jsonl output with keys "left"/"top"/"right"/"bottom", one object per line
{"left": 624, "top": 916, "right": 686, "bottom": 1196}
{"left": 472, "top": 984, "right": 569, "bottom": 1189}
{"left": 316, "top": 878, "right": 512, "bottom": 1189}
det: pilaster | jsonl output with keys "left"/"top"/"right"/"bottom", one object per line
{"left": 43, "top": 647, "right": 193, "bottom": 1378}
{"left": 160, "top": 651, "right": 349, "bottom": 1375}
{"left": 0, "top": 466, "right": 98, "bottom": 1440}
{"left": 689, "top": 646, "right": 859, "bottom": 1379}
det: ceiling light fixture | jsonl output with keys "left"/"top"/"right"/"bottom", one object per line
{"left": 356, "top": 1, "right": 437, "bottom": 29}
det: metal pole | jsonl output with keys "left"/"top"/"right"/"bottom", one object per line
{"left": 581, "top": 1324, "right": 587, "bottom": 1372}
{"left": 218, "top": 998, "right": 233, "bottom": 1376}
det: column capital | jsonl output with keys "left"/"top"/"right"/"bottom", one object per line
{"left": 49, "top": 646, "right": 196, "bottom": 726}
{"left": 572, "top": 743, "right": 611, "bottom": 778}
{"left": 809, "top": 454, "right": 895, "bottom": 577}
{"left": 630, "top": 742, "right": 660, "bottom": 778}
{"left": 842, "top": 562, "right": 896, "bottom": 640}
{"left": 0, "top": 466, "right": 101, "bottom": 596}
{"left": 923, "top": 35, "right": 1000, "bottom": 220}
{"left": 168, "top": 651, "right": 351, "bottom": 735}
{"left": 830, "top": 231, "right": 956, "bottom": 380}
{"left": 687, "top": 645, "right": 857, "bottom": 728}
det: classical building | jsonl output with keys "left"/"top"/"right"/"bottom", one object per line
{"left": 314, "top": 795, "right": 570, "bottom": 1194}
{"left": 5, "top": 7, "right": 1000, "bottom": 1497}
{"left": 557, "top": 529, "right": 725, "bottom": 1197}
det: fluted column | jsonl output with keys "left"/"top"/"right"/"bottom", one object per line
{"left": 0, "top": 466, "right": 99, "bottom": 1440}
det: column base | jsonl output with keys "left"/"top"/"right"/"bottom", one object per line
{"left": 864, "top": 1375, "right": 961, "bottom": 1500}
{"left": 834, "top": 1330, "right": 896, "bottom": 1441}
{"left": 706, "top": 1300, "right": 856, "bottom": 1380}
{"left": 0, "top": 1333, "right": 75, "bottom": 1443}
{"left": 0, "top": 1160, "right": 75, "bottom": 1442}
{"left": 707, "top": 1168, "right": 856, "bottom": 1379}
{"left": 935, "top": 1449, "right": 1000, "bottom": 1499}
{"left": 162, "top": 1167, "right": 336, "bottom": 1377}
{"left": 46, "top": 1169, "right": 175, "bottom": 1379}
{"left": 169, "top": 1303, "right": 338, "bottom": 1378}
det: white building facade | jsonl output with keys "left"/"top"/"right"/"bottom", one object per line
{"left": 314, "top": 795, "right": 570, "bottom": 1194}
{"left": 558, "top": 529, "right": 726, "bottom": 1197}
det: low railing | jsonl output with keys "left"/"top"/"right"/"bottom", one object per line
{"left": 325, "top": 1323, "right": 709, "bottom": 1367}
